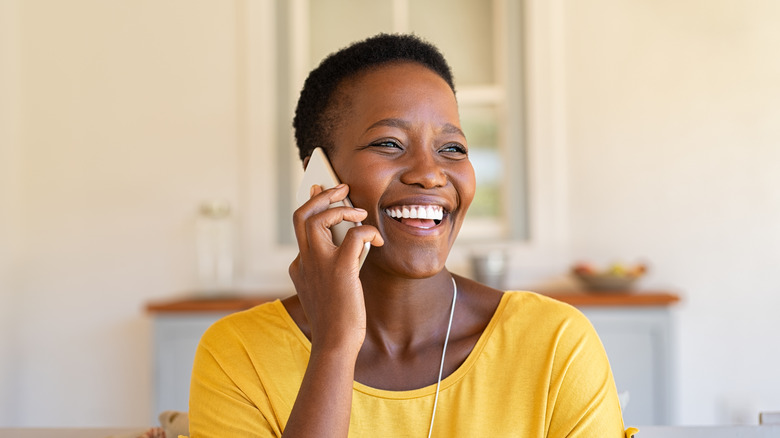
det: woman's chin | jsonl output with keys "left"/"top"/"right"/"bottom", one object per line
{"left": 362, "top": 247, "right": 448, "bottom": 279}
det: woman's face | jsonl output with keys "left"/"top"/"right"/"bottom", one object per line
{"left": 327, "top": 61, "right": 476, "bottom": 278}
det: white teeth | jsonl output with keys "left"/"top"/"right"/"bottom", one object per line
{"left": 385, "top": 205, "right": 445, "bottom": 221}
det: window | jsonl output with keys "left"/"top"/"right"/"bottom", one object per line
{"left": 275, "top": 0, "right": 528, "bottom": 244}
{"left": 240, "top": 0, "right": 567, "bottom": 288}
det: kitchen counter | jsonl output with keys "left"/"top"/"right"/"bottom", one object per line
{"left": 146, "top": 290, "right": 680, "bottom": 313}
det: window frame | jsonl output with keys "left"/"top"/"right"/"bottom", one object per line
{"left": 238, "top": 0, "right": 569, "bottom": 291}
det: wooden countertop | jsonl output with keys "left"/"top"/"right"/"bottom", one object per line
{"left": 146, "top": 291, "right": 680, "bottom": 314}
{"left": 543, "top": 291, "right": 680, "bottom": 307}
{"left": 146, "top": 295, "right": 275, "bottom": 313}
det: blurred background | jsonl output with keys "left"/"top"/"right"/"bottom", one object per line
{"left": 1, "top": 0, "right": 779, "bottom": 428}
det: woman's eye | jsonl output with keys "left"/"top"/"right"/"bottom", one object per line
{"left": 371, "top": 140, "right": 402, "bottom": 149}
{"left": 440, "top": 143, "right": 468, "bottom": 156}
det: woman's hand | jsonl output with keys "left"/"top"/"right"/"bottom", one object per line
{"left": 289, "top": 183, "right": 383, "bottom": 355}
{"left": 284, "top": 184, "right": 383, "bottom": 437}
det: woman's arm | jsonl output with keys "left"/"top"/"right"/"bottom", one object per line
{"left": 283, "top": 184, "right": 383, "bottom": 437}
{"left": 281, "top": 343, "right": 359, "bottom": 437}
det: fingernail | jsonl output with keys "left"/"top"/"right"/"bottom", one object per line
{"left": 355, "top": 208, "right": 366, "bottom": 213}
{"left": 336, "top": 183, "right": 346, "bottom": 189}
{"left": 309, "top": 185, "right": 317, "bottom": 197}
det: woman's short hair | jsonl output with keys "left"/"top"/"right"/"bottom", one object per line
{"left": 293, "top": 33, "right": 456, "bottom": 162}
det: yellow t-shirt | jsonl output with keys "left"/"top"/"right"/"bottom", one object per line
{"left": 189, "top": 291, "right": 626, "bottom": 437}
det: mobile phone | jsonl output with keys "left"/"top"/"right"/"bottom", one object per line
{"left": 296, "top": 147, "right": 370, "bottom": 267}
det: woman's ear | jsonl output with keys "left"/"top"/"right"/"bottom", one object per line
{"left": 302, "top": 155, "right": 310, "bottom": 170}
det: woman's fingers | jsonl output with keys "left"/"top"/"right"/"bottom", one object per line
{"left": 303, "top": 206, "right": 366, "bottom": 245}
{"left": 340, "top": 224, "right": 384, "bottom": 256}
{"left": 333, "top": 226, "right": 383, "bottom": 275}
{"left": 303, "top": 210, "right": 385, "bottom": 274}
{"left": 292, "top": 184, "right": 345, "bottom": 250}
{"left": 293, "top": 184, "right": 375, "bottom": 256}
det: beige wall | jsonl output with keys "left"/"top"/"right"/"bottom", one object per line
{"left": 1, "top": 0, "right": 779, "bottom": 428}
{"left": 2, "top": 0, "right": 244, "bottom": 426}
{"left": 1, "top": 0, "right": 22, "bottom": 424}
{"left": 564, "top": 0, "right": 780, "bottom": 424}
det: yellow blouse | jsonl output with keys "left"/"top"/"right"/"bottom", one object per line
{"left": 189, "top": 291, "right": 627, "bottom": 437}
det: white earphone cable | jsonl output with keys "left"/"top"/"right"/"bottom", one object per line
{"left": 427, "top": 276, "right": 457, "bottom": 438}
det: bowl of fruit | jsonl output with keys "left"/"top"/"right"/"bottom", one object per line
{"left": 571, "top": 262, "right": 647, "bottom": 293}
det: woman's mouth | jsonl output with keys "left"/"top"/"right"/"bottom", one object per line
{"left": 384, "top": 205, "right": 445, "bottom": 229}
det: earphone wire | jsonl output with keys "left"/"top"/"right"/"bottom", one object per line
{"left": 427, "top": 276, "right": 457, "bottom": 438}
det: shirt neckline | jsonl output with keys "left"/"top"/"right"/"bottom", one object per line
{"left": 272, "top": 292, "right": 513, "bottom": 399}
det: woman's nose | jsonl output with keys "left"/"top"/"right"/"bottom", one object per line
{"left": 399, "top": 149, "right": 447, "bottom": 189}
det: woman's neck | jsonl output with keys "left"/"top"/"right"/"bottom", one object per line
{"left": 358, "top": 267, "right": 457, "bottom": 352}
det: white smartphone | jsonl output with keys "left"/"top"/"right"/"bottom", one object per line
{"left": 296, "top": 147, "right": 370, "bottom": 267}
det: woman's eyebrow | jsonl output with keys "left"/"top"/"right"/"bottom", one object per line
{"left": 365, "top": 119, "right": 466, "bottom": 137}
{"left": 441, "top": 123, "right": 466, "bottom": 138}
{"left": 365, "top": 118, "right": 411, "bottom": 132}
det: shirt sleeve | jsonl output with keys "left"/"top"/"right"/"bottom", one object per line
{"left": 545, "top": 309, "right": 626, "bottom": 437}
{"left": 188, "top": 322, "right": 281, "bottom": 438}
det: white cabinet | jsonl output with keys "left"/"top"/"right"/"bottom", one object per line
{"left": 580, "top": 306, "right": 675, "bottom": 427}
{"left": 151, "top": 313, "right": 230, "bottom": 418}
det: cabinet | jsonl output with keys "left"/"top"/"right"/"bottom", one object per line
{"left": 146, "top": 297, "right": 272, "bottom": 421}
{"left": 150, "top": 314, "right": 227, "bottom": 418}
{"left": 580, "top": 304, "right": 676, "bottom": 425}
{"left": 147, "top": 292, "right": 678, "bottom": 425}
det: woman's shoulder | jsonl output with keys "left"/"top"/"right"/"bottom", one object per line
{"left": 502, "top": 290, "right": 583, "bottom": 313}
{"left": 199, "top": 299, "right": 297, "bottom": 347}
{"left": 452, "top": 279, "right": 590, "bottom": 343}
{"left": 497, "top": 291, "right": 594, "bottom": 332}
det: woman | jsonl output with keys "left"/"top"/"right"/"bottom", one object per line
{"left": 189, "top": 34, "right": 627, "bottom": 437}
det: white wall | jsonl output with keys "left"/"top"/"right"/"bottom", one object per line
{"left": 563, "top": 0, "right": 780, "bottom": 425}
{"left": 2, "top": 0, "right": 245, "bottom": 427}
{"left": 2, "top": 0, "right": 779, "bottom": 428}
{"left": 0, "top": 0, "right": 23, "bottom": 425}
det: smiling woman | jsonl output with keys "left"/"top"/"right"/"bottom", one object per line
{"left": 319, "top": 60, "right": 475, "bottom": 280}
{"left": 188, "top": 34, "right": 628, "bottom": 437}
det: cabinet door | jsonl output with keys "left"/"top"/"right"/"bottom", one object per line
{"left": 581, "top": 307, "right": 674, "bottom": 426}
{"left": 152, "top": 314, "right": 226, "bottom": 419}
